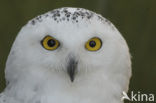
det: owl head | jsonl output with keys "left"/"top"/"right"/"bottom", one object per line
{"left": 4, "top": 7, "right": 131, "bottom": 103}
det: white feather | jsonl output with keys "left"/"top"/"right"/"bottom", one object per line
{"left": 0, "top": 7, "right": 131, "bottom": 103}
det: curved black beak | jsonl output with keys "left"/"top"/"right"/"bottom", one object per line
{"left": 67, "top": 58, "right": 78, "bottom": 82}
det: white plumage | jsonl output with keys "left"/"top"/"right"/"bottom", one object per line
{"left": 0, "top": 7, "right": 131, "bottom": 103}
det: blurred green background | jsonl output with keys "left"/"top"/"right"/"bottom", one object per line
{"left": 0, "top": 0, "right": 156, "bottom": 102}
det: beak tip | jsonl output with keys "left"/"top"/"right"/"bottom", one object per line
{"left": 69, "top": 71, "right": 75, "bottom": 82}
{"left": 70, "top": 78, "right": 74, "bottom": 82}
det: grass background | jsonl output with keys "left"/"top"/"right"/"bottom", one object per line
{"left": 0, "top": 0, "right": 156, "bottom": 102}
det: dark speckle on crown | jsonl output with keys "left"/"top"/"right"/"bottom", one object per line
{"left": 29, "top": 7, "right": 114, "bottom": 29}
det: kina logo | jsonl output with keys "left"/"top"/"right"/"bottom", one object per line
{"left": 121, "top": 91, "right": 155, "bottom": 102}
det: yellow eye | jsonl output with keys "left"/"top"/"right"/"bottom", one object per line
{"left": 85, "top": 37, "right": 102, "bottom": 51}
{"left": 41, "top": 36, "right": 60, "bottom": 50}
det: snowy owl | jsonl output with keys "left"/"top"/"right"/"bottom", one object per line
{"left": 0, "top": 7, "right": 131, "bottom": 103}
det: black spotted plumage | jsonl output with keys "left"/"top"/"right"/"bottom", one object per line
{"left": 29, "top": 7, "right": 114, "bottom": 30}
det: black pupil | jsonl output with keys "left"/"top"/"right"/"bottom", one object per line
{"left": 47, "top": 39, "right": 56, "bottom": 47}
{"left": 89, "top": 40, "right": 96, "bottom": 47}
